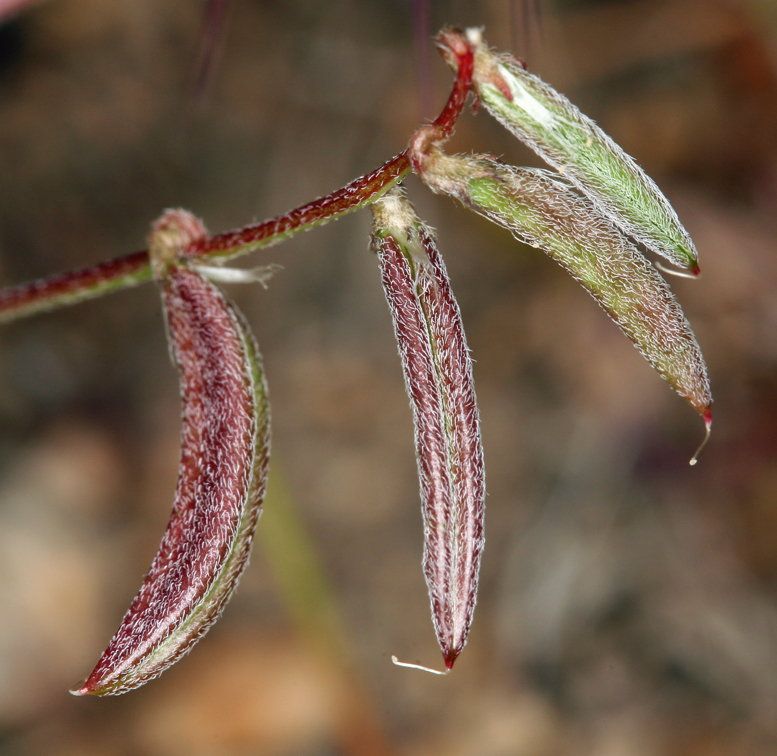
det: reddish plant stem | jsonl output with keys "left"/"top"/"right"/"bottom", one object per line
{"left": 430, "top": 28, "right": 475, "bottom": 139}
{"left": 408, "top": 28, "right": 474, "bottom": 176}
{"left": 188, "top": 29, "right": 473, "bottom": 264}
{"left": 0, "top": 154, "right": 411, "bottom": 323}
{"left": 0, "top": 31, "right": 475, "bottom": 324}
{"left": 189, "top": 152, "right": 411, "bottom": 261}
{"left": 0, "top": 251, "right": 152, "bottom": 323}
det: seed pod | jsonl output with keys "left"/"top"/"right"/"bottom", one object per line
{"left": 416, "top": 151, "right": 711, "bottom": 424}
{"left": 372, "top": 188, "right": 485, "bottom": 669}
{"left": 71, "top": 210, "right": 270, "bottom": 696}
{"left": 438, "top": 29, "right": 699, "bottom": 274}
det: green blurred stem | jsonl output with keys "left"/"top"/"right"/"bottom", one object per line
{"left": 258, "top": 468, "right": 349, "bottom": 661}
{"left": 259, "top": 467, "right": 394, "bottom": 756}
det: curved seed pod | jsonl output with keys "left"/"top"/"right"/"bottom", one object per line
{"left": 71, "top": 210, "right": 270, "bottom": 696}
{"left": 372, "top": 188, "right": 485, "bottom": 670}
{"left": 416, "top": 150, "right": 711, "bottom": 426}
{"left": 438, "top": 29, "right": 699, "bottom": 274}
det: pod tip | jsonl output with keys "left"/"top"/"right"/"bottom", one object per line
{"left": 68, "top": 678, "right": 91, "bottom": 697}
{"left": 444, "top": 644, "right": 464, "bottom": 670}
{"left": 391, "top": 655, "right": 450, "bottom": 676}
{"left": 654, "top": 260, "right": 700, "bottom": 280}
{"left": 689, "top": 410, "right": 712, "bottom": 466}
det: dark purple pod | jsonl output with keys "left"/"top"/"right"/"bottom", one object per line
{"left": 71, "top": 210, "right": 270, "bottom": 696}
{"left": 372, "top": 189, "right": 485, "bottom": 669}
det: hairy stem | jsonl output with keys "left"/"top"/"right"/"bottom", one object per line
{"left": 0, "top": 31, "right": 475, "bottom": 324}
{"left": 0, "top": 155, "right": 408, "bottom": 324}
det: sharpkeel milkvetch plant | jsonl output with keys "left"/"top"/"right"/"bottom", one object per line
{"left": 0, "top": 27, "right": 711, "bottom": 691}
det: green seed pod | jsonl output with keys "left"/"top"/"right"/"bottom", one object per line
{"left": 416, "top": 150, "right": 711, "bottom": 426}
{"left": 440, "top": 29, "right": 699, "bottom": 274}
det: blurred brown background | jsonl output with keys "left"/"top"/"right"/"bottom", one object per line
{"left": 1, "top": 0, "right": 777, "bottom": 754}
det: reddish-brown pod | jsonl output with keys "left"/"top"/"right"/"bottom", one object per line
{"left": 372, "top": 189, "right": 485, "bottom": 670}
{"left": 71, "top": 210, "right": 270, "bottom": 696}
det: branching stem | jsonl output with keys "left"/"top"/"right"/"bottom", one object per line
{"left": 0, "top": 32, "right": 475, "bottom": 324}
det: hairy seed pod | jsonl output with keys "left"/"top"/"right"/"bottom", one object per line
{"left": 438, "top": 29, "right": 699, "bottom": 274}
{"left": 372, "top": 188, "right": 485, "bottom": 669}
{"left": 71, "top": 210, "right": 270, "bottom": 696}
{"left": 415, "top": 151, "right": 712, "bottom": 426}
